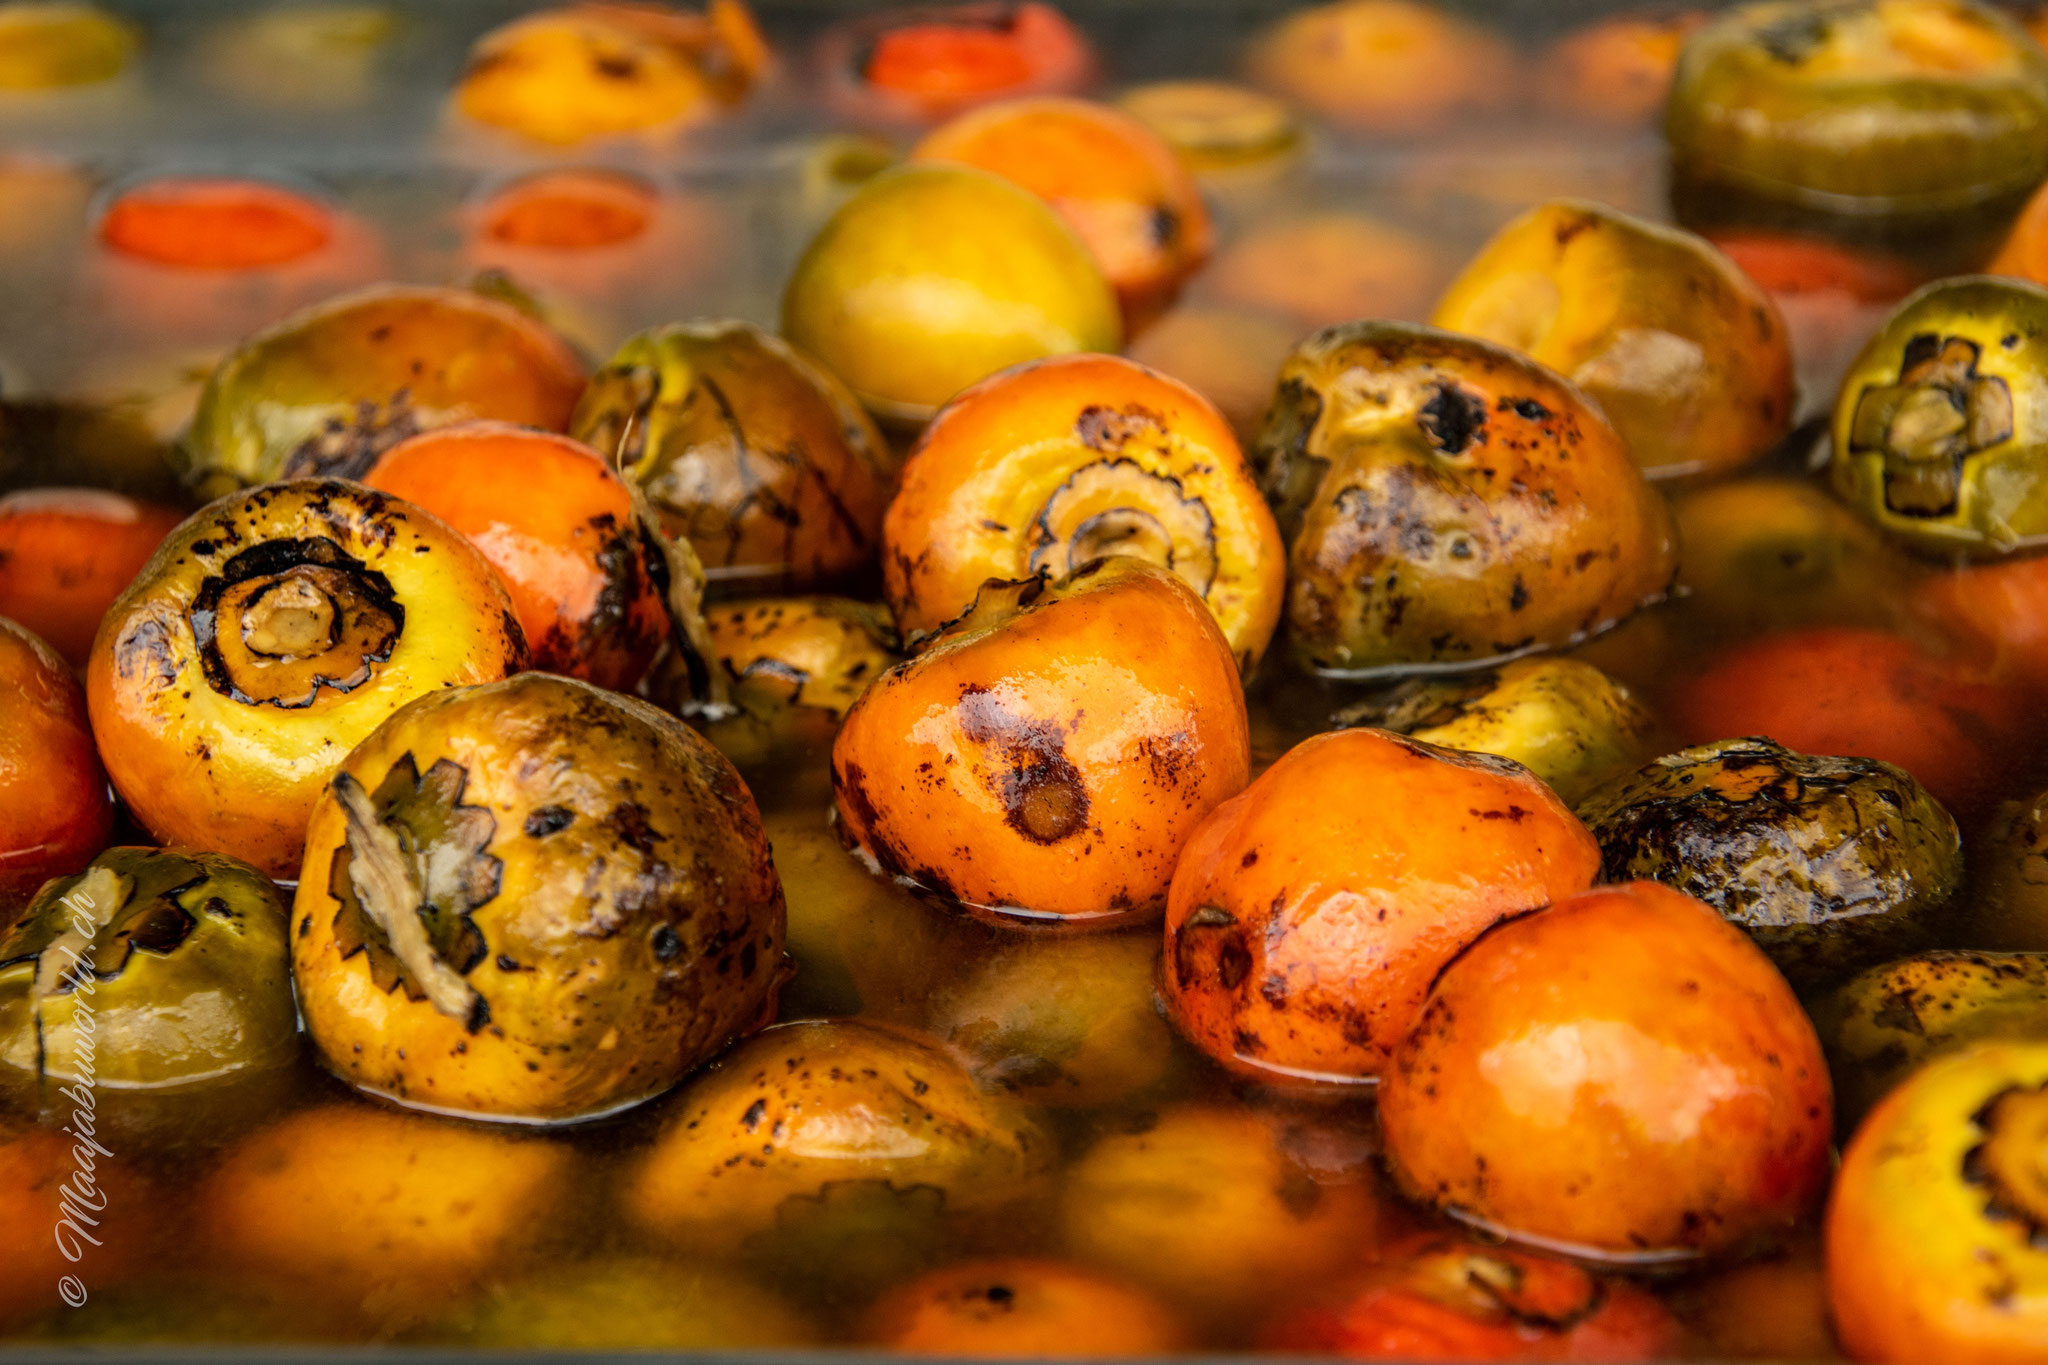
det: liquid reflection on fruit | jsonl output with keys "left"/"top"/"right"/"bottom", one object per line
{"left": 570, "top": 320, "right": 894, "bottom": 593}
{"left": 293, "top": 673, "right": 786, "bottom": 1123}
{"left": 1333, "top": 657, "right": 1657, "bottom": 805}
{"left": 625, "top": 1020, "right": 1052, "bottom": 1254}
{"left": 0, "top": 618, "right": 110, "bottom": 910}
{"left": 1667, "top": 0, "right": 2048, "bottom": 218}
{"left": 696, "top": 597, "right": 897, "bottom": 776}
{"left": 1826, "top": 1041, "right": 2048, "bottom": 1363}
{"left": 1205, "top": 213, "right": 1447, "bottom": 332}
{"left": 867, "top": 1258, "right": 1189, "bottom": 1357}
{"left": 178, "top": 284, "right": 587, "bottom": 496}
{"left": 1669, "top": 1239, "right": 1837, "bottom": 1362}
{"left": 1831, "top": 275, "right": 2048, "bottom": 555}
{"left": 1058, "top": 1104, "right": 1392, "bottom": 1326}
{"left": 0, "top": 848, "right": 296, "bottom": 1090}
{"left": 0, "top": 488, "right": 182, "bottom": 666}
{"left": 362, "top": 422, "right": 668, "bottom": 691}
{"left": 834, "top": 560, "right": 1249, "bottom": 927}
{"left": 1265, "top": 1234, "right": 1687, "bottom": 1361}
{"left": 189, "top": 3, "right": 399, "bottom": 112}
{"left": 781, "top": 164, "right": 1121, "bottom": 424}
{"left": 818, "top": 2, "right": 1096, "bottom": 127}
{"left": 87, "top": 480, "right": 528, "bottom": 879}
{"left": 1247, "top": 0, "right": 1519, "bottom": 135}
{"left": 453, "top": 0, "right": 768, "bottom": 146}
{"left": 1165, "top": 727, "right": 1599, "bottom": 1087}
{"left": 1815, "top": 950, "right": 2048, "bottom": 1125}
{"left": 1580, "top": 737, "right": 1963, "bottom": 988}
{"left": 913, "top": 97, "right": 1213, "bottom": 328}
{"left": 883, "top": 353, "right": 1284, "bottom": 671}
{"left": 1536, "top": 10, "right": 1705, "bottom": 126}
{"left": 1255, "top": 321, "right": 1677, "bottom": 677}
{"left": 1380, "top": 881, "right": 1833, "bottom": 1264}
{"left": 199, "top": 1104, "right": 570, "bottom": 1311}
{"left": 1432, "top": 199, "right": 1794, "bottom": 480}
{"left": 0, "top": 3, "right": 136, "bottom": 91}
{"left": 430, "top": 1258, "right": 820, "bottom": 1350}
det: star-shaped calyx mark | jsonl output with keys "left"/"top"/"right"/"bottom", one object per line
{"left": 0, "top": 857, "right": 210, "bottom": 997}
{"left": 1849, "top": 334, "right": 2015, "bottom": 518}
{"left": 329, "top": 754, "right": 501, "bottom": 1031}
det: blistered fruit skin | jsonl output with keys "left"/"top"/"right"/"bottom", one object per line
{"left": 0, "top": 618, "right": 110, "bottom": 909}
{"left": 885, "top": 353, "right": 1284, "bottom": 671}
{"left": 625, "top": 1019, "right": 1052, "bottom": 1250}
{"left": 1673, "top": 477, "right": 1909, "bottom": 638}
{"left": 1579, "top": 737, "right": 1963, "bottom": 988}
{"left": 781, "top": 164, "right": 1122, "bottom": 424}
{"left": 1432, "top": 200, "right": 1795, "bottom": 480}
{"left": 1264, "top": 1233, "right": 1687, "bottom": 1361}
{"left": 199, "top": 1104, "right": 568, "bottom": 1303}
{"left": 179, "top": 284, "right": 587, "bottom": 497}
{"left": 912, "top": 97, "right": 1213, "bottom": 328}
{"left": 0, "top": 848, "right": 295, "bottom": 1090}
{"left": 1815, "top": 950, "right": 2048, "bottom": 1126}
{"left": 1380, "top": 881, "right": 1834, "bottom": 1264}
{"left": 1830, "top": 276, "right": 2048, "bottom": 554}
{"left": 834, "top": 559, "right": 1249, "bottom": 927}
{"left": 866, "top": 1258, "right": 1188, "bottom": 1357}
{"left": 0, "top": 3, "right": 136, "bottom": 90}
{"left": 697, "top": 597, "right": 898, "bottom": 772}
{"left": 1826, "top": 1041, "right": 2048, "bottom": 1364}
{"left": 1058, "top": 1104, "right": 1390, "bottom": 1323}
{"left": 1255, "top": 321, "right": 1677, "bottom": 677}
{"left": 570, "top": 320, "right": 894, "bottom": 592}
{"left": 87, "top": 481, "right": 528, "bottom": 880}
{"left": 362, "top": 422, "right": 668, "bottom": 692}
{"left": 0, "top": 489, "right": 183, "bottom": 666}
{"left": 1334, "top": 657, "right": 1656, "bottom": 805}
{"left": 1668, "top": 0, "right": 2048, "bottom": 216}
{"left": 292, "top": 673, "right": 786, "bottom": 1124}
{"left": 1164, "top": 727, "right": 1600, "bottom": 1087}
{"left": 432, "top": 1258, "right": 819, "bottom": 1351}
{"left": 1247, "top": 0, "right": 1518, "bottom": 135}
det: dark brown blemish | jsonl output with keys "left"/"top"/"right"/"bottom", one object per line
{"left": 957, "top": 686, "right": 1091, "bottom": 844}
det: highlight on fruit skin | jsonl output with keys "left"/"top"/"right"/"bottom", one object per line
{"left": 780, "top": 163, "right": 1122, "bottom": 425}
{"left": 833, "top": 558, "right": 1250, "bottom": 928}
{"left": 1379, "top": 880, "right": 1834, "bottom": 1265}
{"left": 570, "top": 319, "right": 895, "bottom": 593}
{"left": 1431, "top": 199, "right": 1796, "bottom": 480}
{"left": 291, "top": 673, "right": 787, "bottom": 1124}
{"left": 0, "top": 616, "right": 112, "bottom": 911}
{"left": 453, "top": 0, "right": 769, "bottom": 147}
{"left": 1825, "top": 1040, "right": 2048, "bottom": 1364}
{"left": 1254, "top": 320, "right": 1677, "bottom": 677}
{"left": 0, "top": 487, "right": 182, "bottom": 666}
{"left": 882, "top": 352, "right": 1284, "bottom": 671}
{"left": 0, "top": 3, "right": 138, "bottom": 92}
{"left": 86, "top": 480, "right": 529, "bottom": 880}
{"left": 1162, "top": 727, "right": 1600, "bottom": 1087}
{"left": 1245, "top": 0, "right": 1520, "bottom": 135}
{"left": 816, "top": 1, "right": 1097, "bottom": 128}
{"left": 177, "top": 283, "right": 587, "bottom": 496}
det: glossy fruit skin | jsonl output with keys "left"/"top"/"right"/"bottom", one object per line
{"left": 818, "top": 2, "right": 1097, "bottom": 128}
{"left": 1164, "top": 727, "right": 1600, "bottom": 1086}
{"left": 1380, "top": 881, "right": 1834, "bottom": 1264}
{"left": 1057, "top": 1104, "right": 1391, "bottom": 1325}
{"left": 570, "top": 320, "right": 894, "bottom": 593}
{"left": 1815, "top": 950, "right": 2048, "bottom": 1125}
{"left": 1672, "top": 476, "right": 1909, "bottom": 639}
{"left": 1826, "top": 1041, "right": 2048, "bottom": 1363}
{"left": 884, "top": 353, "right": 1284, "bottom": 672}
{"left": 1264, "top": 1233, "right": 1686, "bottom": 1361}
{"left": 1830, "top": 276, "right": 2048, "bottom": 554}
{"left": 0, "top": 489, "right": 183, "bottom": 666}
{"left": 293, "top": 673, "right": 785, "bottom": 1123}
{"left": 781, "top": 164, "right": 1122, "bottom": 424}
{"left": 697, "top": 596, "right": 897, "bottom": 773}
{"left": 1669, "top": 625, "right": 2029, "bottom": 819}
{"left": 1333, "top": 657, "right": 1656, "bottom": 805}
{"left": 432, "top": 1258, "right": 819, "bottom": 1350}
{"left": 1247, "top": 0, "right": 1518, "bottom": 135}
{"left": 625, "top": 1019, "right": 1052, "bottom": 1251}
{"left": 0, "top": 618, "right": 111, "bottom": 909}
{"left": 453, "top": 0, "right": 766, "bottom": 146}
{"left": 1667, "top": 0, "right": 2048, "bottom": 215}
{"left": 88, "top": 480, "right": 528, "bottom": 879}
{"left": 867, "top": 1258, "right": 1188, "bottom": 1357}
{"left": 199, "top": 1103, "right": 569, "bottom": 1306}
{"left": 1432, "top": 200, "right": 1795, "bottom": 480}
{"left": 1255, "top": 321, "right": 1677, "bottom": 677}
{"left": 1579, "top": 737, "right": 1963, "bottom": 988}
{"left": 913, "top": 97, "right": 1213, "bottom": 328}
{"left": 0, "top": 3, "right": 136, "bottom": 90}
{"left": 362, "top": 421, "right": 668, "bottom": 691}
{"left": 1915, "top": 553, "right": 2048, "bottom": 684}
{"left": 834, "top": 559, "right": 1249, "bottom": 927}
{"left": 0, "top": 848, "right": 295, "bottom": 1090}
{"left": 179, "top": 284, "right": 587, "bottom": 497}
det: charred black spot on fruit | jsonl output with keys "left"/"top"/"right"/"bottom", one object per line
{"left": 278, "top": 392, "right": 422, "bottom": 482}
{"left": 1418, "top": 382, "right": 1488, "bottom": 455}
{"left": 191, "top": 536, "right": 403, "bottom": 709}
{"left": 1075, "top": 403, "right": 1167, "bottom": 453}
{"left": 524, "top": 805, "right": 575, "bottom": 838}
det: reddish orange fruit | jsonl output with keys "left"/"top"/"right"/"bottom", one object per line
{"left": 0, "top": 489, "right": 183, "bottom": 666}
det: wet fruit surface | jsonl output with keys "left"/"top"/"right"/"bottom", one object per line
{"left": 0, "top": 617, "right": 110, "bottom": 911}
